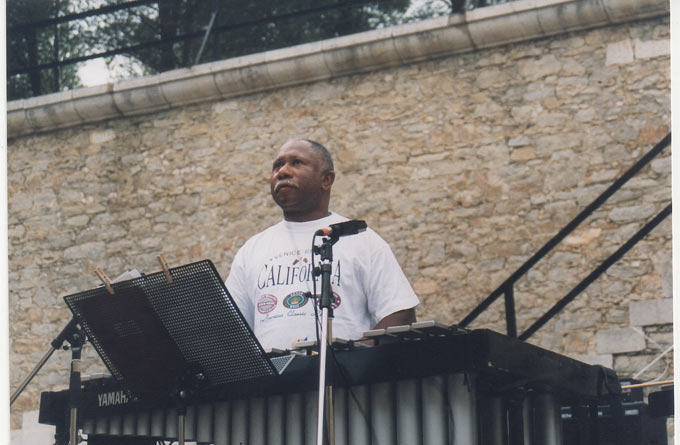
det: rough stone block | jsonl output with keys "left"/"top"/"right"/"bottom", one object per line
{"left": 609, "top": 204, "right": 656, "bottom": 223}
{"left": 90, "top": 129, "right": 116, "bottom": 145}
{"left": 634, "top": 38, "right": 670, "bottom": 60}
{"left": 571, "top": 353, "right": 614, "bottom": 368}
{"left": 510, "top": 147, "right": 536, "bottom": 161}
{"left": 597, "top": 327, "right": 646, "bottom": 354}
{"left": 11, "top": 410, "right": 55, "bottom": 445}
{"left": 629, "top": 298, "right": 672, "bottom": 326}
{"left": 606, "top": 39, "right": 634, "bottom": 65}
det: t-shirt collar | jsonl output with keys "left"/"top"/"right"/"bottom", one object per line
{"left": 280, "top": 212, "right": 342, "bottom": 233}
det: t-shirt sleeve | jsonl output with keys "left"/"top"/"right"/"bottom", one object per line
{"left": 225, "top": 246, "right": 255, "bottom": 328}
{"left": 365, "top": 240, "right": 420, "bottom": 326}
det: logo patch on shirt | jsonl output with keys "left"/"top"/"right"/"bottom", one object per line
{"left": 283, "top": 291, "right": 309, "bottom": 309}
{"left": 257, "top": 294, "right": 277, "bottom": 314}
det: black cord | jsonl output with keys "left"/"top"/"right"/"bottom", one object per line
{"left": 326, "top": 344, "right": 377, "bottom": 443}
{"left": 310, "top": 229, "right": 375, "bottom": 443}
{"left": 311, "top": 233, "right": 322, "bottom": 347}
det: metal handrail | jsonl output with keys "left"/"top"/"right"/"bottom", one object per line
{"left": 519, "top": 203, "right": 671, "bottom": 340}
{"left": 460, "top": 133, "right": 671, "bottom": 337}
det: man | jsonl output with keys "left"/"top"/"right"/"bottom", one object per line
{"left": 226, "top": 138, "right": 418, "bottom": 351}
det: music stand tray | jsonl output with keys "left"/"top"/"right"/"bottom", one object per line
{"left": 64, "top": 260, "right": 276, "bottom": 403}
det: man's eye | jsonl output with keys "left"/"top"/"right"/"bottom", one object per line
{"left": 293, "top": 159, "right": 303, "bottom": 165}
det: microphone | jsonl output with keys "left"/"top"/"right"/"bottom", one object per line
{"left": 315, "top": 220, "right": 367, "bottom": 238}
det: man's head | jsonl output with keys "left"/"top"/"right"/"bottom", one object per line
{"left": 270, "top": 138, "right": 335, "bottom": 222}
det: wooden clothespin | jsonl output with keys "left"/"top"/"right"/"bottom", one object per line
{"left": 95, "top": 268, "right": 114, "bottom": 295}
{"left": 157, "top": 254, "right": 173, "bottom": 284}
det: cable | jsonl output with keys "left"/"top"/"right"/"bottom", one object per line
{"left": 632, "top": 344, "right": 673, "bottom": 380}
{"left": 310, "top": 229, "right": 376, "bottom": 444}
{"left": 326, "top": 344, "right": 377, "bottom": 443}
{"left": 311, "top": 233, "right": 322, "bottom": 347}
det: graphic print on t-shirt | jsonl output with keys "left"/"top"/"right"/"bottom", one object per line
{"left": 256, "top": 294, "right": 277, "bottom": 314}
{"left": 254, "top": 249, "right": 342, "bottom": 326}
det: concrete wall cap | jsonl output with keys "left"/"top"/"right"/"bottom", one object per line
{"left": 603, "top": 0, "right": 669, "bottom": 21}
{"left": 69, "top": 83, "right": 121, "bottom": 125}
{"left": 536, "top": 0, "right": 610, "bottom": 35}
{"left": 467, "top": 4, "right": 544, "bottom": 48}
{"left": 159, "top": 65, "right": 222, "bottom": 106}
{"left": 322, "top": 27, "right": 400, "bottom": 76}
{"left": 7, "top": 101, "right": 30, "bottom": 137}
{"left": 391, "top": 15, "right": 452, "bottom": 37}
{"left": 264, "top": 49, "right": 331, "bottom": 90}
{"left": 112, "top": 73, "right": 170, "bottom": 116}
{"left": 7, "top": 0, "right": 669, "bottom": 138}
{"left": 25, "top": 90, "right": 84, "bottom": 131}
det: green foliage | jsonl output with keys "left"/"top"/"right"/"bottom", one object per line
{"left": 11, "top": 0, "right": 509, "bottom": 99}
{"left": 7, "top": 0, "right": 90, "bottom": 100}
{"left": 94, "top": 0, "right": 412, "bottom": 74}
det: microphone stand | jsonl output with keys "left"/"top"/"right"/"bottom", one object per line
{"left": 11, "top": 318, "right": 85, "bottom": 445}
{"left": 67, "top": 325, "right": 86, "bottom": 445}
{"left": 314, "top": 235, "right": 337, "bottom": 445}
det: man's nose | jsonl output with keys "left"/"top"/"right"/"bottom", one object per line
{"left": 276, "top": 162, "right": 293, "bottom": 179}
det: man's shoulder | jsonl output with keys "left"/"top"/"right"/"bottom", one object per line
{"left": 240, "top": 220, "right": 285, "bottom": 248}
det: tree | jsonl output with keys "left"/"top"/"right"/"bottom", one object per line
{"left": 11, "top": 0, "right": 503, "bottom": 99}
{"left": 92, "top": 0, "right": 412, "bottom": 75}
{"left": 7, "top": 0, "right": 91, "bottom": 100}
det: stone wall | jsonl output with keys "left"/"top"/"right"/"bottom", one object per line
{"left": 8, "top": 4, "right": 670, "bottom": 438}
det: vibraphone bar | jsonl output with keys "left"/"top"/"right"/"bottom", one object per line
{"left": 39, "top": 322, "right": 621, "bottom": 445}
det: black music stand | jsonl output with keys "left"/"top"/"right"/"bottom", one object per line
{"left": 64, "top": 260, "right": 276, "bottom": 444}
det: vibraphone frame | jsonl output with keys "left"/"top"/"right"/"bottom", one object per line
{"left": 39, "top": 328, "right": 622, "bottom": 445}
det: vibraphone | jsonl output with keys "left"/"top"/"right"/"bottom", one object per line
{"left": 39, "top": 323, "right": 621, "bottom": 445}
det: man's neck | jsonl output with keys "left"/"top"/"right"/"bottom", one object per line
{"left": 283, "top": 210, "right": 332, "bottom": 223}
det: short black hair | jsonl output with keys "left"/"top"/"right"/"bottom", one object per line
{"left": 301, "top": 138, "right": 334, "bottom": 172}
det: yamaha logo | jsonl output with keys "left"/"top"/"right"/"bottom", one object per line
{"left": 97, "top": 390, "right": 129, "bottom": 407}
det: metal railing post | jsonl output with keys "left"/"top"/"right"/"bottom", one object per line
{"left": 460, "top": 134, "right": 670, "bottom": 333}
{"left": 504, "top": 284, "right": 517, "bottom": 338}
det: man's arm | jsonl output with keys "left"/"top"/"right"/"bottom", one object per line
{"left": 373, "top": 308, "right": 416, "bottom": 329}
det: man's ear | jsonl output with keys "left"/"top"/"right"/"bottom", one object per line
{"left": 322, "top": 171, "right": 335, "bottom": 190}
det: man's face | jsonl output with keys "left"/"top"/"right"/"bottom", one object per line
{"left": 270, "top": 139, "right": 333, "bottom": 221}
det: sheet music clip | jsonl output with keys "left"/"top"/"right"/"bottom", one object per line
{"left": 95, "top": 268, "right": 114, "bottom": 295}
{"left": 157, "top": 254, "right": 173, "bottom": 284}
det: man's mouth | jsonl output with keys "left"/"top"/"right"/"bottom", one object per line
{"left": 275, "top": 182, "right": 297, "bottom": 193}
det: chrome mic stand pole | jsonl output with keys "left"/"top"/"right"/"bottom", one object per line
{"left": 67, "top": 327, "right": 85, "bottom": 445}
{"left": 315, "top": 237, "right": 335, "bottom": 445}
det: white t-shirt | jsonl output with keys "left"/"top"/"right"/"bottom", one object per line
{"left": 226, "top": 212, "right": 419, "bottom": 351}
